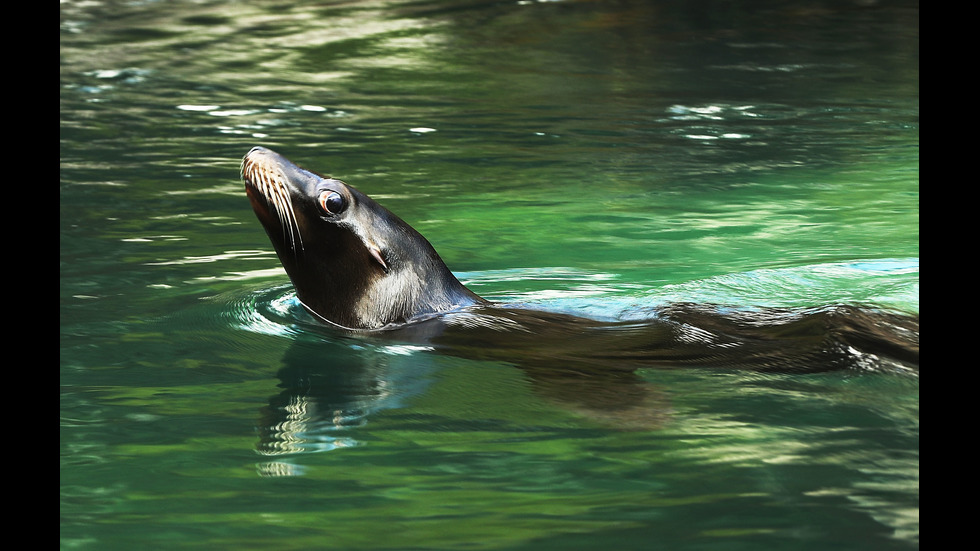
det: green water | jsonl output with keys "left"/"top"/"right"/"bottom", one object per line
{"left": 61, "top": 1, "right": 918, "bottom": 549}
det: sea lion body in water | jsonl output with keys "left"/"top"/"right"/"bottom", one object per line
{"left": 242, "top": 147, "right": 918, "bottom": 374}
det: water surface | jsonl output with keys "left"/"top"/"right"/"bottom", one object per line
{"left": 61, "top": 1, "right": 918, "bottom": 549}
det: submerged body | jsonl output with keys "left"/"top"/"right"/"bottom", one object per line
{"left": 242, "top": 147, "right": 918, "bottom": 375}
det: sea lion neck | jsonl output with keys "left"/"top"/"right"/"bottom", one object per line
{"left": 242, "top": 147, "right": 486, "bottom": 330}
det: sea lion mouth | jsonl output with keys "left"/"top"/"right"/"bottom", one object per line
{"left": 242, "top": 147, "right": 304, "bottom": 254}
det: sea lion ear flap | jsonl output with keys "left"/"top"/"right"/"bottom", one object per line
{"left": 367, "top": 243, "right": 389, "bottom": 273}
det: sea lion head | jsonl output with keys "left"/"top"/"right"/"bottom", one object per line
{"left": 242, "top": 146, "right": 484, "bottom": 330}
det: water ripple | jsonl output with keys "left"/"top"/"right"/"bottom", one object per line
{"left": 227, "top": 283, "right": 313, "bottom": 340}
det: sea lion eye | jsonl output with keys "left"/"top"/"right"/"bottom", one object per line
{"left": 318, "top": 190, "right": 347, "bottom": 215}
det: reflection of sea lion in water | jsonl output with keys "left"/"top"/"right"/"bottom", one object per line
{"left": 242, "top": 147, "right": 918, "bottom": 374}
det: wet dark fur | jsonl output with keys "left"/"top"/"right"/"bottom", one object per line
{"left": 243, "top": 147, "right": 918, "bottom": 376}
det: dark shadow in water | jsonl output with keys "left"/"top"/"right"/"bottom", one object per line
{"left": 255, "top": 301, "right": 917, "bottom": 462}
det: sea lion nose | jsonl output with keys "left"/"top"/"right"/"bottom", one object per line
{"left": 246, "top": 146, "right": 272, "bottom": 160}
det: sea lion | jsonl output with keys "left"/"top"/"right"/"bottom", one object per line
{"left": 242, "top": 146, "right": 486, "bottom": 330}
{"left": 242, "top": 147, "right": 918, "bottom": 374}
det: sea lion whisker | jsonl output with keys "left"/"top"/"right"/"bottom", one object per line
{"left": 245, "top": 160, "right": 304, "bottom": 255}
{"left": 270, "top": 177, "right": 303, "bottom": 254}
